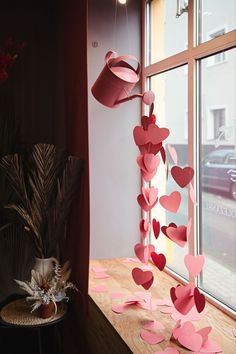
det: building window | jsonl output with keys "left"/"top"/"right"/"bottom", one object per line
{"left": 143, "top": 0, "right": 236, "bottom": 313}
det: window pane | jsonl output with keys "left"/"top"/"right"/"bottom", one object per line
{"left": 198, "top": 0, "right": 236, "bottom": 44}
{"left": 199, "top": 48, "right": 236, "bottom": 310}
{"left": 147, "top": 0, "right": 188, "bottom": 65}
{"left": 150, "top": 65, "right": 188, "bottom": 278}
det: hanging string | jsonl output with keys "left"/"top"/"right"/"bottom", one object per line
{"left": 125, "top": 1, "right": 132, "bottom": 53}
{"left": 113, "top": 0, "right": 132, "bottom": 53}
{"left": 113, "top": 0, "right": 118, "bottom": 50}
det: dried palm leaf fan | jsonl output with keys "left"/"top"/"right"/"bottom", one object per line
{"left": 0, "top": 143, "right": 83, "bottom": 258}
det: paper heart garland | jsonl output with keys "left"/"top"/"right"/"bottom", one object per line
{"left": 151, "top": 251, "right": 166, "bottom": 271}
{"left": 139, "top": 218, "right": 150, "bottom": 240}
{"left": 159, "top": 191, "right": 181, "bottom": 213}
{"left": 171, "top": 166, "right": 194, "bottom": 188}
{"left": 137, "top": 186, "right": 158, "bottom": 211}
{"left": 152, "top": 219, "right": 160, "bottom": 239}
{"left": 166, "top": 225, "right": 187, "bottom": 247}
{"left": 134, "top": 243, "right": 155, "bottom": 264}
{"left": 132, "top": 267, "right": 154, "bottom": 290}
{"left": 184, "top": 254, "right": 205, "bottom": 277}
{"left": 133, "top": 123, "right": 170, "bottom": 147}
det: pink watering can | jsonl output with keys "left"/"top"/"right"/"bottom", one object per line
{"left": 91, "top": 51, "right": 141, "bottom": 108}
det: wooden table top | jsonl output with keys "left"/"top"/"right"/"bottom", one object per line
{"left": 89, "top": 258, "right": 235, "bottom": 354}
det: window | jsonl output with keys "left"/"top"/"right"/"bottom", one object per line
{"left": 143, "top": 0, "right": 236, "bottom": 313}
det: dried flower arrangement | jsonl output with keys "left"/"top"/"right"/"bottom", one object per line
{"left": 0, "top": 143, "right": 83, "bottom": 258}
{"left": 15, "top": 261, "right": 77, "bottom": 316}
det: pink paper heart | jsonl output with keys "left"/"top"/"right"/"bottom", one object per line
{"left": 140, "top": 218, "right": 150, "bottom": 240}
{"left": 166, "top": 225, "right": 187, "bottom": 247}
{"left": 178, "top": 332, "right": 203, "bottom": 351}
{"left": 233, "top": 328, "right": 236, "bottom": 337}
{"left": 187, "top": 217, "right": 192, "bottom": 239}
{"left": 200, "top": 339, "right": 222, "bottom": 353}
{"left": 92, "top": 267, "right": 107, "bottom": 273}
{"left": 159, "top": 191, "right": 181, "bottom": 213}
{"left": 91, "top": 285, "right": 108, "bottom": 293}
{"left": 154, "top": 348, "right": 179, "bottom": 354}
{"left": 132, "top": 267, "right": 154, "bottom": 290}
{"left": 143, "top": 153, "right": 160, "bottom": 173}
{"left": 174, "top": 295, "right": 195, "bottom": 315}
{"left": 152, "top": 219, "right": 160, "bottom": 239}
{"left": 194, "top": 288, "right": 206, "bottom": 313}
{"left": 111, "top": 304, "right": 130, "bottom": 314}
{"left": 137, "top": 154, "right": 159, "bottom": 181}
{"left": 171, "top": 166, "right": 194, "bottom": 188}
{"left": 94, "top": 272, "right": 110, "bottom": 279}
{"left": 143, "top": 320, "right": 165, "bottom": 330}
{"left": 184, "top": 254, "right": 205, "bottom": 277}
{"left": 151, "top": 252, "right": 166, "bottom": 271}
{"left": 137, "top": 187, "right": 158, "bottom": 211}
{"left": 167, "top": 144, "right": 178, "bottom": 164}
{"left": 175, "top": 283, "right": 195, "bottom": 298}
{"left": 134, "top": 243, "right": 155, "bottom": 264}
{"left": 140, "top": 329, "right": 165, "bottom": 345}
{"left": 197, "top": 326, "right": 212, "bottom": 345}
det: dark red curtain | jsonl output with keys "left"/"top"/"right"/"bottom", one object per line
{"left": 64, "top": 0, "right": 90, "bottom": 352}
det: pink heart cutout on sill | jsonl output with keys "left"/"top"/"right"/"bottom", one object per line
{"left": 151, "top": 252, "right": 166, "bottom": 271}
{"left": 154, "top": 348, "right": 179, "bottom": 354}
{"left": 140, "top": 329, "right": 165, "bottom": 345}
{"left": 159, "top": 191, "right": 181, "bottom": 213}
{"left": 166, "top": 225, "right": 187, "bottom": 247}
{"left": 134, "top": 243, "right": 155, "bottom": 264}
{"left": 184, "top": 254, "right": 205, "bottom": 277}
{"left": 152, "top": 219, "right": 160, "bottom": 239}
{"left": 178, "top": 332, "right": 203, "bottom": 352}
{"left": 171, "top": 166, "right": 194, "bottom": 188}
{"left": 132, "top": 267, "right": 154, "bottom": 290}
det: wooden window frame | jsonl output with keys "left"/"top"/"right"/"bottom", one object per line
{"left": 141, "top": 0, "right": 236, "bottom": 318}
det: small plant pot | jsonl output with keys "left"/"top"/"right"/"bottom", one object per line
{"left": 38, "top": 302, "right": 55, "bottom": 319}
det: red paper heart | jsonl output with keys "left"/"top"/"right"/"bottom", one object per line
{"left": 132, "top": 267, "right": 154, "bottom": 290}
{"left": 159, "top": 191, "right": 181, "bottom": 213}
{"left": 170, "top": 287, "right": 177, "bottom": 303}
{"left": 152, "top": 219, "right": 160, "bottom": 239}
{"left": 139, "top": 142, "right": 163, "bottom": 155}
{"left": 184, "top": 254, "right": 205, "bottom": 277}
{"left": 134, "top": 243, "right": 155, "bottom": 264}
{"left": 140, "top": 218, "right": 149, "bottom": 240}
{"left": 151, "top": 252, "right": 166, "bottom": 271}
{"left": 194, "top": 288, "right": 206, "bottom": 313}
{"left": 166, "top": 225, "right": 187, "bottom": 247}
{"left": 171, "top": 166, "right": 194, "bottom": 188}
{"left": 161, "top": 222, "right": 177, "bottom": 236}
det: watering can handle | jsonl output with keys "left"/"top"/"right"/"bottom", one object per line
{"left": 105, "top": 51, "right": 140, "bottom": 75}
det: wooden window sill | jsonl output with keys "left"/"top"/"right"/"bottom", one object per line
{"left": 88, "top": 258, "right": 235, "bottom": 354}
